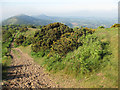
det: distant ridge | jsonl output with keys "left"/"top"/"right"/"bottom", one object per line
{"left": 2, "top": 14, "right": 117, "bottom": 28}
{"left": 2, "top": 14, "right": 53, "bottom": 26}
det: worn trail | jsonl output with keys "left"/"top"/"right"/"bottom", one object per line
{"left": 2, "top": 48, "right": 59, "bottom": 88}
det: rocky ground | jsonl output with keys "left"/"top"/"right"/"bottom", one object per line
{"left": 2, "top": 48, "right": 60, "bottom": 88}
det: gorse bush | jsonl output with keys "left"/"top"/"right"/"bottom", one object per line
{"left": 14, "top": 34, "right": 33, "bottom": 47}
{"left": 31, "top": 23, "right": 95, "bottom": 55}
{"left": 98, "top": 26, "right": 105, "bottom": 28}
{"left": 22, "top": 37, "right": 33, "bottom": 46}
{"left": 48, "top": 27, "right": 95, "bottom": 57}
{"left": 111, "top": 24, "right": 120, "bottom": 28}
{"left": 31, "top": 23, "right": 98, "bottom": 76}
{"left": 15, "top": 35, "right": 26, "bottom": 45}
{"left": 31, "top": 22, "right": 73, "bottom": 52}
{"left": 49, "top": 32, "right": 81, "bottom": 56}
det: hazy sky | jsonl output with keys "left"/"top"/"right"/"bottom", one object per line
{"left": 0, "top": 0, "right": 119, "bottom": 20}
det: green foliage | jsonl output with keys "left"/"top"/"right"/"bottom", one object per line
{"left": 2, "top": 25, "right": 20, "bottom": 57}
{"left": 30, "top": 23, "right": 98, "bottom": 76}
{"left": 49, "top": 32, "right": 80, "bottom": 56}
{"left": 15, "top": 35, "right": 26, "bottom": 45}
{"left": 2, "top": 30, "right": 12, "bottom": 43}
{"left": 2, "top": 25, "right": 20, "bottom": 78}
{"left": 31, "top": 22, "right": 73, "bottom": 52}
{"left": 49, "top": 27, "right": 95, "bottom": 56}
{"left": 42, "top": 54, "right": 65, "bottom": 72}
{"left": 98, "top": 26, "right": 105, "bottom": 28}
{"left": 19, "top": 27, "right": 28, "bottom": 32}
{"left": 64, "top": 35, "right": 111, "bottom": 75}
{"left": 31, "top": 23, "right": 95, "bottom": 54}
{"left": 13, "top": 42, "right": 19, "bottom": 48}
{"left": 43, "top": 34, "right": 111, "bottom": 77}
{"left": 14, "top": 33, "right": 32, "bottom": 47}
{"left": 2, "top": 24, "right": 29, "bottom": 79}
{"left": 22, "top": 37, "right": 33, "bottom": 46}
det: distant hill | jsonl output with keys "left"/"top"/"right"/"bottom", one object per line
{"left": 2, "top": 14, "right": 117, "bottom": 28}
{"left": 2, "top": 14, "right": 73, "bottom": 27}
{"left": 2, "top": 14, "right": 54, "bottom": 26}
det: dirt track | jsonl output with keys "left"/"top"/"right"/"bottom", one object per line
{"left": 2, "top": 48, "right": 59, "bottom": 88}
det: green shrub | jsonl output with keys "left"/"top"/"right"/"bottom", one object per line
{"left": 31, "top": 22, "right": 73, "bottom": 52}
{"left": 63, "top": 34, "right": 111, "bottom": 75}
{"left": 43, "top": 34, "right": 111, "bottom": 77}
{"left": 2, "top": 29, "right": 14, "bottom": 57}
{"left": 98, "top": 26, "right": 105, "bottom": 28}
{"left": 49, "top": 27, "right": 95, "bottom": 57}
{"left": 2, "top": 30, "right": 12, "bottom": 43}
{"left": 49, "top": 32, "right": 81, "bottom": 56}
{"left": 22, "top": 37, "right": 33, "bottom": 46}
{"left": 15, "top": 35, "right": 26, "bottom": 46}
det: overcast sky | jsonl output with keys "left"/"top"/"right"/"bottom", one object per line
{"left": 0, "top": 0, "right": 119, "bottom": 20}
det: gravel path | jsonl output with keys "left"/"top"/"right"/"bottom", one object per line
{"left": 2, "top": 48, "right": 59, "bottom": 88}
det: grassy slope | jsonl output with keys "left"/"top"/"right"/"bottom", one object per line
{"left": 80, "top": 27, "right": 118, "bottom": 88}
{"left": 19, "top": 27, "right": 118, "bottom": 88}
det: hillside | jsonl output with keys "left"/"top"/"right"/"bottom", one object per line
{"left": 2, "top": 23, "right": 118, "bottom": 88}
{"left": 2, "top": 14, "right": 53, "bottom": 26}
{"left": 19, "top": 26, "right": 118, "bottom": 88}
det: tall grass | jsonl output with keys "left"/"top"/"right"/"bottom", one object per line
{"left": 77, "top": 27, "right": 118, "bottom": 88}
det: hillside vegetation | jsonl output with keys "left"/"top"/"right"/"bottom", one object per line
{"left": 2, "top": 23, "right": 118, "bottom": 88}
